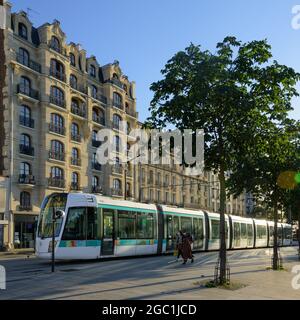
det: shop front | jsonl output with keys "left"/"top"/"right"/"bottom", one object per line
{"left": 14, "top": 214, "right": 38, "bottom": 249}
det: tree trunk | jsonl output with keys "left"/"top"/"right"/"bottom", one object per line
{"left": 218, "top": 166, "right": 227, "bottom": 284}
{"left": 272, "top": 192, "right": 279, "bottom": 270}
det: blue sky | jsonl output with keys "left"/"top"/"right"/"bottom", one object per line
{"left": 12, "top": 0, "right": 300, "bottom": 121}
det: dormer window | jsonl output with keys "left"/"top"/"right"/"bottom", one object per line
{"left": 70, "top": 53, "right": 76, "bottom": 67}
{"left": 50, "top": 36, "right": 60, "bottom": 53}
{"left": 18, "top": 23, "right": 28, "bottom": 40}
{"left": 89, "top": 65, "right": 96, "bottom": 77}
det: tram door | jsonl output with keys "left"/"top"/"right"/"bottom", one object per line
{"left": 101, "top": 209, "right": 114, "bottom": 256}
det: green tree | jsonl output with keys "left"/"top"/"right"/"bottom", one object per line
{"left": 228, "top": 121, "right": 300, "bottom": 269}
{"left": 146, "top": 37, "right": 300, "bottom": 281}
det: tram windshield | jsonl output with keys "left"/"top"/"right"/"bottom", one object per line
{"left": 38, "top": 193, "right": 68, "bottom": 238}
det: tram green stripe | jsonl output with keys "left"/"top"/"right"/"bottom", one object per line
{"left": 98, "top": 204, "right": 156, "bottom": 214}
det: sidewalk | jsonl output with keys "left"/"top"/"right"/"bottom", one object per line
{"left": 0, "top": 248, "right": 35, "bottom": 257}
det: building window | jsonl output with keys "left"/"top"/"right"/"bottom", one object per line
{"left": 71, "top": 123, "right": 80, "bottom": 141}
{"left": 51, "top": 113, "right": 64, "bottom": 127}
{"left": 92, "top": 107, "right": 105, "bottom": 125}
{"left": 50, "top": 140, "right": 64, "bottom": 161}
{"left": 71, "top": 172, "right": 79, "bottom": 185}
{"left": 113, "top": 135, "right": 121, "bottom": 153}
{"left": 113, "top": 92, "right": 122, "bottom": 108}
{"left": 50, "top": 36, "right": 60, "bottom": 52}
{"left": 50, "top": 140, "right": 64, "bottom": 153}
{"left": 50, "top": 166, "right": 64, "bottom": 179}
{"left": 18, "top": 48, "right": 29, "bottom": 66}
{"left": 20, "top": 191, "right": 31, "bottom": 208}
{"left": 72, "top": 148, "right": 79, "bottom": 160}
{"left": 20, "top": 133, "right": 30, "bottom": 146}
{"left": 20, "top": 76, "right": 31, "bottom": 95}
{"left": 18, "top": 23, "right": 28, "bottom": 40}
{"left": 92, "top": 176, "right": 99, "bottom": 187}
{"left": 91, "top": 85, "right": 97, "bottom": 99}
{"left": 89, "top": 65, "right": 96, "bottom": 77}
{"left": 70, "top": 53, "right": 76, "bottom": 66}
{"left": 70, "top": 74, "right": 77, "bottom": 89}
{"left": 113, "top": 114, "right": 122, "bottom": 130}
{"left": 20, "top": 162, "right": 31, "bottom": 176}
{"left": 19, "top": 105, "right": 33, "bottom": 128}
{"left": 113, "top": 179, "right": 121, "bottom": 190}
{"left": 50, "top": 86, "right": 65, "bottom": 107}
{"left": 50, "top": 59, "right": 65, "bottom": 81}
{"left": 126, "top": 183, "right": 131, "bottom": 197}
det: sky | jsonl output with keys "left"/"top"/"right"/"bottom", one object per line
{"left": 11, "top": 0, "right": 300, "bottom": 122}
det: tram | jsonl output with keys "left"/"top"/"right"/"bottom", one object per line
{"left": 35, "top": 192, "right": 293, "bottom": 260}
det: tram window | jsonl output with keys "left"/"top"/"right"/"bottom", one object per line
{"left": 193, "top": 218, "right": 204, "bottom": 240}
{"left": 247, "top": 224, "right": 253, "bottom": 238}
{"left": 257, "top": 225, "right": 267, "bottom": 239}
{"left": 118, "top": 211, "right": 136, "bottom": 239}
{"left": 137, "top": 212, "right": 154, "bottom": 239}
{"left": 211, "top": 219, "right": 219, "bottom": 240}
{"left": 284, "top": 227, "right": 292, "bottom": 240}
{"left": 62, "top": 207, "right": 87, "bottom": 240}
{"left": 173, "top": 216, "right": 179, "bottom": 234}
{"left": 87, "top": 207, "right": 100, "bottom": 240}
{"left": 241, "top": 223, "right": 247, "bottom": 239}
{"left": 181, "top": 217, "right": 192, "bottom": 234}
{"left": 233, "top": 222, "right": 241, "bottom": 240}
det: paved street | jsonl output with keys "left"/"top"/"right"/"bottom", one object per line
{"left": 0, "top": 247, "right": 300, "bottom": 300}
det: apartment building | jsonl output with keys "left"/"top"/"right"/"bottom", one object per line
{"left": 0, "top": 4, "right": 138, "bottom": 249}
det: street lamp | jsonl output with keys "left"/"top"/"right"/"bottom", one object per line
{"left": 51, "top": 209, "right": 64, "bottom": 273}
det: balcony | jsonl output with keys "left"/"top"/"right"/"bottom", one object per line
{"left": 49, "top": 123, "right": 66, "bottom": 135}
{"left": 112, "top": 165, "right": 123, "bottom": 175}
{"left": 111, "top": 188, "right": 123, "bottom": 197}
{"left": 19, "top": 116, "right": 34, "bottom": 128}
{"left": 70, "top": 82, "right": 88, "bottom": 94}
{"left": 49, "top": 95, "right": 66, "bottom": 108}
{"left": 92, "top": 115, "right": 105, "bottom": 126}
{"left": 19, "top": 144, "right": 34, "bottom": 156}
{"left": 18, "top": 174, "right": 36, "bottom": 185}
{"left": 16, "top": 53, "right": 42, "bottom": 73}
{"left": 18, "top": 205, "right": 33, "bottom": 211}
{"left": 48, "top": 41, "right": 68, "bottom": 56}
{"left": 17, "top": 84, "right": 39, "bottom": 100}
{"left": 70, "top": 182, "right": 81, "bottom": 191}
{"left": 92, "top": 186, "right": 103, "bottom": 194}
{"left": 113, "top": 102, "right": 123, "bottom": 110}
{"left": 98, "top": 95, "right": 107, "bottom": 104}
{"left": 49, "top": 150, "right": 65, "bottom": 162}
{"left": 92, "top": 162, "right": 102, "bottom": 171}
{"left": 71, "top": 157, "right": 81, "bottom": 166}
{"left": 50, "top": 69, "right": 66, "bottom": 82}
{"left": 92, "top": 140, "right": 101, "bottom": 148}
{"left": 71, "top": 133, "right": 81, "bottom": 143}
{"left": 48, "top": 178, "right": 65, "bottom": 189}
{"left": 71, "top": 104, "right": 86, "bottom": 118}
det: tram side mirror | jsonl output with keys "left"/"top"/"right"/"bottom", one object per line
{"left": 54, "top": 210, "right": 65, "bottom": 220}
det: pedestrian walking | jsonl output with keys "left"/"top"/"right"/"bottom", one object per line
{"left": 181, "top": 232, "right": 194, "bottom": 264}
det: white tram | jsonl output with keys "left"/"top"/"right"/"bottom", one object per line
{"left": 35, "top": 193, "right": 293, "bottom": 260}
